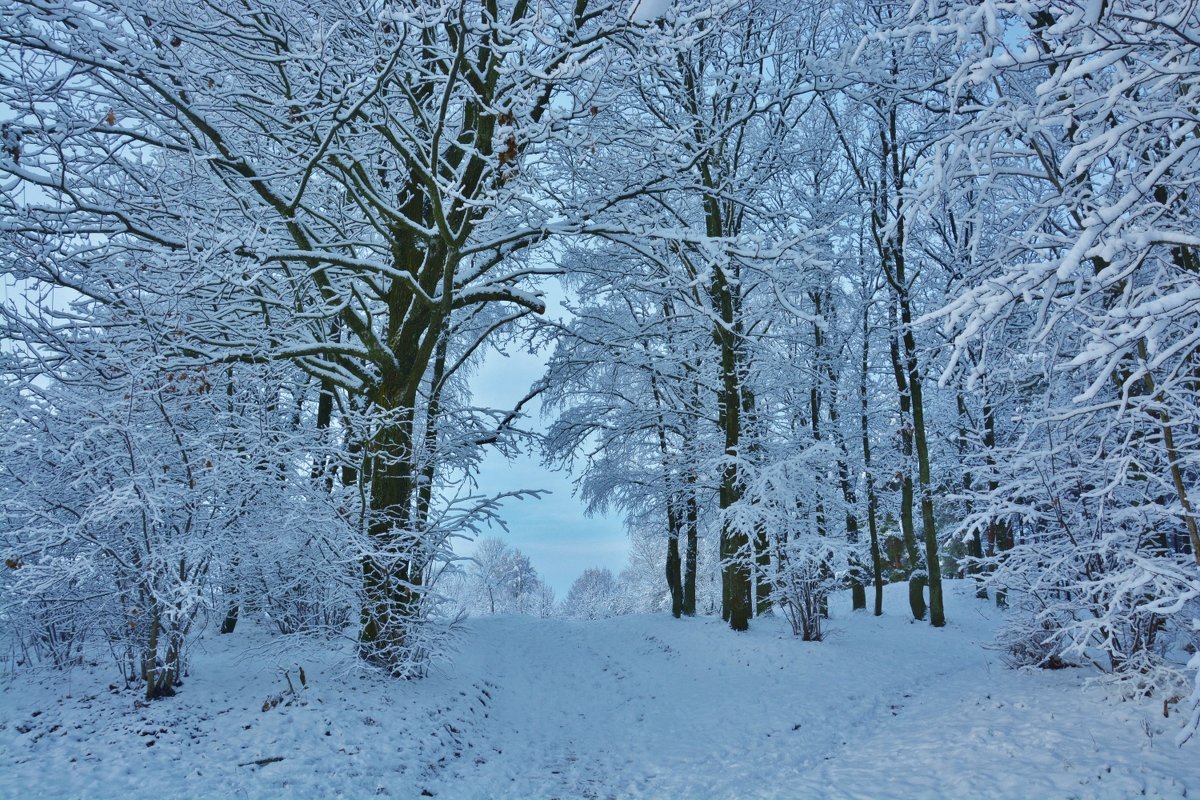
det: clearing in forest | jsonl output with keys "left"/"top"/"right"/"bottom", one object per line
{"left": 1, "top": 582, "right": 1195, "bottom": 799}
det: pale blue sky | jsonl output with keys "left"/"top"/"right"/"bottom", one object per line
{"left": 462, "top": 292, "right": 629, "bottom": 596}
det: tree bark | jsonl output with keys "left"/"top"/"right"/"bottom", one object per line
{"left": 359, "top": 384, "right": 427, "bottom": 670}
{"left": 715, "top": 261, "right": 751, "bottom": 630}
{"left": 826, "top": 338, "right": 865, "bottom": 611}
{"left": 982, "top": 392, "right": 1009, "bottom": 607}
{"left": 957, "top": 392, "right": 987, "bottom": 599}
{"left": 889, "top": 301, "right": 927, "bottom": 621}
{"left": 860, "top": 300, "right": 885, "bottom": 616}
{"left": 892, "top": 245, "right": 945, "bottom": 627}
{"left": 683, "top": 468, "right": 699, "bottom": 616}
{"left": 666, "top": 523, "right": 684, "bottom": 619}
{"left": 648, "top": 365, "right": 684, "bottom": 618}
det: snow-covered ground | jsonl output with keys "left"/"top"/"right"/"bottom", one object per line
{"left": 2, "top": 582, "right": 1196, "bottom": 799}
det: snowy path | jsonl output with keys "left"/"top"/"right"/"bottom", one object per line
{"left": 423, "top": 588, "right": 1194, "bottom": 799}
{"left": 436, "top": 614, "right": 891, "bottom": 798}
{"left": 2, "top": 584, "right": 1197, "bottom": 799}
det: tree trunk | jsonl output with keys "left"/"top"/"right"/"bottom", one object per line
{"left": 889, "top": 302, "right": 926, "bottom": 621}
{"left": 142, "top": 603, "right": 182, "bottom": 700}
{"left": 982, "top": 393, "right": 1009, "bottom": 607}
{"left": 666, "top": 525, "right": 683, "bottom": 619}
{"left": 1135, "top": 341, "right": 1200, "bottom": 565}
{"left": 649, "top": 368, "right": 684, "bottom": 618}
{"left": 860, "top": 298, "right": 885, "bottom": 616}
{"left": 827, "top": 349, "right": 865, "bottom": 611}
{"left": 664, "top": 485, "right": 684, "bottom": 619}
{"left": 219, "top": 600, "right": 240, "bottom": 635}
{"left": 683, "top": 471, "right": 699, "bottom": 616}
{"left": 717, "top": 323, "right": 751, "bottom": 631}
{"left": 957, "top": 392, "right": 987, "bottom": 599}
{"left": 753, "top": 525, "right": 771, "bottom": 616}
{"left": 705, "top": 202, "right": 751, "bottom": 630}
{"left": 894, "top": 249, "right": 945, "bottom": 627}
{"left": 359, "top": 393, "right": 424, "bottom": 671}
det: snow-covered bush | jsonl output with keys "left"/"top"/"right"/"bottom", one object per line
{"left": 953, "top": 352, "right": 1200, "bottom": 696}
{"left": 736, "top": 448, "right": 852, "bottom": 640}
{"left": 771, "top": 541, "right": 840, "bottom": 642}
{"left": 1180, "top": 621, "right": 1200, "bottom": 746}
{"left": 0, "top": 286, "right": 354, "bottom": 695}
{"left": 1, "top": 310, "right": 225, "bottom": 696}
{"left": 234, "top": 518, "right": 356, "bottom": 637}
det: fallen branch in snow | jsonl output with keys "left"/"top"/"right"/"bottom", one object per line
{"left": 237, "top": 756, "right": 285, "bottom": 768}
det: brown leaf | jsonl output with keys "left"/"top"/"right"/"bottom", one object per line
{"left": 498, "top": 135, "right": 518, "bottom": 166}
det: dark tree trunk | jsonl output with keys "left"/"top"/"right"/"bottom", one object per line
{"left": 899, "top": 274, "right": 945, "bottom": 626}
{"left": 220, "top": 602, "right": 239, "bottom": 635}
{"left": 706, "top": 209, "right": 751, "bottom": 631}
{"left": 957, "top": 392, "right": 987, "bottom": 599}
{"left": 666, "top": 527, "right": 683, "bottom": 619}
{"left": 982, "top": 393, "right": 1009, "bottom": 607}
{"left": 889, "top": 302, "right": 926, "bottom": 621}
{"left": 359, "top": 397, "right": 424, "bottom": 671}
{"left": 718, "top": 322, "right": 751, "bottom": 631}
{"left": 649, "top": 367, "right": 684, "bottom": 618}
{"left": 859, "top": 298, "right": 885, "bottom": 616}
{"left": 680, "top": 55, "right": 755, "bottom": 630}
{"left": 870, "top": 48, "right": 944, "bottom": 629}
{"left": 683, "top": 473, "right": 699, "bottom": 616}
{"left": 754, "top": 525, "right": 772, "bottom": 616}
{"left": 867, "top": 485, "right": 884, "bottom": 617}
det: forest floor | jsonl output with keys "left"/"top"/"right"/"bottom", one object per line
{"left": 1, "top": 581, "right": 1197, "bottom": 799}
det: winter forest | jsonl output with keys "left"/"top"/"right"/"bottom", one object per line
{"left": 2, "top": 0, "right": 1200, "bottom": 797}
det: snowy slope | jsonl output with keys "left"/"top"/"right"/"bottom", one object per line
{"left": 2, "top": 582, "right": 1196, "bottom": 799}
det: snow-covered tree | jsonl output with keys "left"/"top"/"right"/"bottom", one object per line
{"left": 0, "top": 0, "right": 699, "bottom": 674}
{"left": 561, "top": 567, "right": 619, "bottom": 620}
{"left": 463, "top": 537, "right": 543, "bottom": 615}
{"left": 906, "top": 0, "right": 1200, "bottom": 730}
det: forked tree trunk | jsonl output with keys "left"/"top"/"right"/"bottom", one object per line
{"left": 889, "top": 302, "right": 927, "bottom": 621}
{"left": 142, "top": 603, "right": 183, "bottom": 700}
{"left": 898, "top": 271, "right": 945, "bottom": 626}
